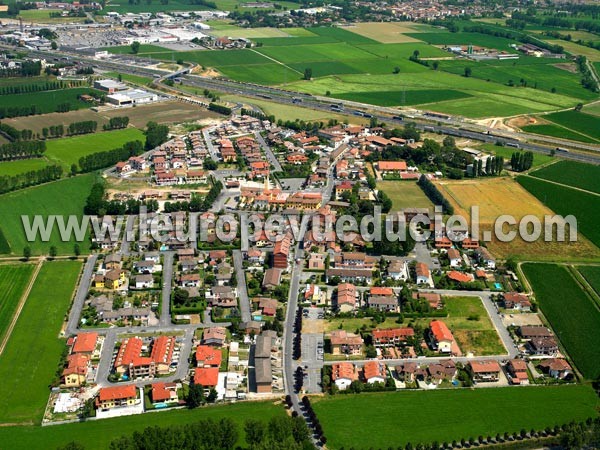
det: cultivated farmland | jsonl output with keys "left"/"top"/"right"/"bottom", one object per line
{"left": 0, "top": 158, "right": 50, "bottom": 177}
{"left": 541, "top": 110, "right": 600, "bottom": 141}
{"left": 521, "top": 123, "right": 599, "bottom": 144}
{"left": 529, "top": 160, "right": 600, "bottom": 194}
{"left": 0, "top": 264, "right": 35, "bottom": 343}
{"left": 0, "top": 401, "right": 285, "bottom": 450}
{"left": 517, "top": 175, "right": 600, "bottom": 251}
{"left": 312, "top": 386, "right": 599, "bottom": 449}
{"left": 475, "top": 143, "right": 554, "bottom": 168}
{"left": 103, "top": 101, "right": 218, "bottom": 128}
{"left": 578, "top": 265, "right": 600, "bottom": 299}
{"left": 0, "top": 88, "right": 98, "bottom": 115}
{"left": 0, "top": 260, "right": 82, "bottom": 424}
{"left": 0, "top": 109, "right": 109, "bottom": 135}
{"left": 522, "top": 263, "right": 600, "bottom": 380}
{"left": 0, "top": 174, "right": 95, "bottom": 256}
{"left": 45, "top": 128, "right": 145, "bottom": 168}
{"left": 436, "top": 177, "right": 600, "bottom": 260}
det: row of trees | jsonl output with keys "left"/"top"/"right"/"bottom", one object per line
{"left": 0, "top": 165, "right": 62, "bottom": 195}
{"left": 417, "top": 174, "right": 454, "bottom": 214}
{"left": 0, "top": 102, "right": 72, "bottom": 120}
{"left": 0, "top": 123, "right": 28, "bottom": 141}
{"left": 103, "top": 116, "right": 129, "bottom": 131}
{"left": 511, "top": 151, "right": 534, "bottom": 172}
{"left": 0, "top": 60, "right": 42, "bottom": 78}
{"left": 240, "top": 108, "right": 276, "bottom": 124}
{"left": 208, "top": 102, "right": 232, "bottom": 115}
{"left": 78, "top": 140, "right": 144, "bottom": 173}
{"left": 576, "top": 55, "right": 599, "bottom": 92}
{"left": 471, "top": 156, "right": 504, "bottom": 177}
{"left": 0, "top": 140, "right": 46, "bottom": 161}
{"left": 67, "top": 120, "right": 97, "bottom": 136}
{"left": 0, "top": 80, "right": 85, "bottom": 95}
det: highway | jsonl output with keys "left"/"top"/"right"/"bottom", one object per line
{"left": 14, "top": 45, "right": 600, "bottom": 165}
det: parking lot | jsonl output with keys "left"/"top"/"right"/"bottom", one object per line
{"left": 300, "top": 307, "right": 325, "bottom": 394}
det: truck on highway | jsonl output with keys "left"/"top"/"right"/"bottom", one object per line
{"left": 556, "top": 147, "right": 570, "bottom": 153}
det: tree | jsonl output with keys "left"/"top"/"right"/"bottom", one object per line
{"left": 464, "top": 67, "right": 472, "bottom": 77}
{"left": 74, "top": 243, "right": 81, "bottom": 257}
{"left": 393, "top": 66, "right": 401, "bottom": 74}
{"left": 70, "top": 163, "right": 78, "bottom": 176}
{"left": 245, "top": 419, "right": 266, "bottom": 446}
{"left": 207, "top": 388, "right": 218, "bottom": 402}
{"left": 575, "top": 102, "right": 584, "bottom": 111}
{"left": 51, "top": 41, "right": 58, "bottom": 50}
{"left": 144, "top": 121, "right": 169, "bottom": 150}
{"left": 413, "top": 49, "right": 420, "bottom": 59}
{"left": 203, "top": 157, "right": 218, "bottom": 170}
{"left": 187, "top": 382, "right": 205, "bottom": 408}
{"left": 56, "top": 442, "right": 85, "bottom": 450}
{"left": 303, "top": 68, "right": 312, "bottom": 80}
{"left": 173, "top": 288, "right": 189, "bottom": 307}
{"left": 130, "top": 41, "right": 141, "bottom": 54}
{"left": 23, "top": 246, "right": 31, "bottom": 260}
{"left": 432, "top": 61, "right": 439, "bottom": 70}
{"left": 49, "top": 246, "right": 58, "bottom": 258}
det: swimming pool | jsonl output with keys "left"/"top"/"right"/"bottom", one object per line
{"left": 494, "top": 283, "right": 502, "bottom": 290}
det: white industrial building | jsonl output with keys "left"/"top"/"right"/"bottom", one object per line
{"left": 107, "top": 89, "right": 159, "bottom": 106}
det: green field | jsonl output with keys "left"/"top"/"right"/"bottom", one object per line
{"left": 476, "top": 144, "right": 555, "bottom": 168}
{"left": 529, "top": 160, "right": 600, "bottom": 194}
{"left": 0, "top": 174, "right": 95, "bottom": 256}
{"left": 0, "top": 401, "right": 285, "bottom": 449}
{"left": 333, "top": 89, "right": 472, "bottom": 107}
{"left": 522, "top": 263, "right": 600, "bottom": 380}
{"left": 45, "top": 128, "right": 145, "bottom": 168}
{"left": 103, "top": 44, "right": 170, "bottom": 54}
{"left": 0, "top": 260, "right": 81, "bottom": 424}
{"left": 578, "top": 265, "right": 600, "bottom": 298}
{"left": 542, "top": 110, "right": 600, "bottom": 141}
{"left": 313, "top": 386, "right": 599, "bottom": 448}
{"left": 521, "top": 123, "right": 599, "bottom": 144}
{"left": 0, "top": 88, "right": 97, "bottom": 115}
{"left": 0, "top": 158, "right": 51, "bottom": 177}
{"left": 0, "top": 264, "right": 35, "bottom": 343}
{"left": 377, "top": 180, "right": 434, "bottom": 212}
{"left": 517, "top": 175, "right": 600, "bottom": 249}
{"left": 103, "top": 71, "right": 153, "bottom": 86}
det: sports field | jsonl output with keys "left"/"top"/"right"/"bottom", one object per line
{"left": 437, "top": 177, "right": 600, "bottom": 260}
{"left": 0, "top": 88, "right": 96, "bottom": 115}
{"left": 529, "top": 160, "right": 600, "bottom": 194}
{"left": 522, "top": 263, "right": 600, "bottom": 380}
{"left": 0, "top": 401, "right": 285, "bottom": 449}
{"left": 0, "top": 174, "right": 95, "bottom": 256}
{"left": 45, "top": 128, "right": 145, "bottom": 168}
{"left": 0, "top": 264, "right": 35, "bottom": 344}
{"left": 313, "top": 386, "right": 599, "bottom": 448}
{"left": 377, "top": 180, "right": 434, "bottom": 212}
{"left": 0, "top": 260, "right": 82, "bottom": 424}
{"left": 518, "top": 175, "right": 600, "bottom": 251}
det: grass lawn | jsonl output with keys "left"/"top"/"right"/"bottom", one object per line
{"left": 517, "top": 175, "right": 600, "bottom": 250}
{"left": 377, "top": 180, "right": 434, "bottom": 213}
{"left": 441, "top": 296, "right": 505, "bottom": 355}
{"left": 529, "top": 160, "right": 600, "bottom": 194}
{"left": 103, "top": 44, "right": 170, "bottom": 54}
{"left": 0, "top": 174, "right": 95, "bottom": 256}
{"left": 475, "top": 144, "right": 555, "bottom": 168}
{"left": 313, "top": 385, "right": 599, "bottom": 448}
{"left": 0, "top": 158, "right": 50, "bottom": 177}
{"left": 332, "top": 89, "right": 471, "bottom": 107}
{"left": 0, "top": 401, "right": 285, "bottom": 449}
{"left": 522, "top": 263, "right": 600, "bottom": 380}
{"left": 0, "top": 260, "right": 82, "bottom": 424}
{"left": 45, "top": 128, "right": 145, "bottom": 168}
{"left": 0, "top": 88, "right": 97, "bottom": 115}
{"left": 103, "top": 71, "right": 153, "bottom": 86}
{"left": 0, "top": 264, "right": 35, "bottom": 343}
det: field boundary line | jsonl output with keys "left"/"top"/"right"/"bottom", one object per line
{"left": 521, "top": 173, "right": 600, "bottom": 197}
{"left": 250, "top": 49, "right": 303, "bottom": 75}
{"left": 0, "top": 258, "right": 43, "bottom": 357}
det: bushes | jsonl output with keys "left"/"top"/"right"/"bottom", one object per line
{"left": 417, "top": 175, "right": 454, "bottom": 214}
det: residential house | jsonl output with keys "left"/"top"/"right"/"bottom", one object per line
{"left": 150, "top": 382, "right": 178, "bottom": 404}
{"left": 97, "top": 385, "right": 138, "bottom": 410}
{"left": 134, "top": 274, "right": 154, "bottom": 289}
{"left": 329, "top": 330, "right": 363, "bottom": 356}
{"left": 331, "top": 362, "right": 358, "bottom": 390}
{"left": 62, "top": 354, "right": 90, "bottom": 387}
{"left": 363, "top": 361, "right": 386, "bottom": 384}
{"left": 372, "top": 328, "right": 415, "bottom": 347}
{"left": 196, "top": 345, "right": 222, "bottom": 368}
{"left": 447, "top": 248, "right": 462, "bottom": 268}
{"left": 539, "top": 358, "right": 572, "bottom": 379}
{"left": 335, "top": 283, "right": 357, "bottom": 313}
{"left": 469, "top": 360, "right": 501, "bottom": 382}
{"left": 203, "top": 327, "right": 227, "bottom": 346}
{"left": 519, "top": 326, "right": 553, "bottom": 340}
{"left": 395, "top": 362, "right": 417, "bottom": 382}
{"left": 475, "top": 246, "right": 496, "bottom": 269}
{"left": 367, "top": 287, "right": 399, "bottom": 312}
{"left": 71, "top": 332, "right": 99, "bottom": 357}
{"left": 377, "top": 160, "right": 407, "bottom": 175}
{"left": 429, "top": 320, "right": 455, "bottom": 354}
{"left": 272, "top": 234, "right": 292, "bottom": 268}
{"left": 447, "top": 270, "right": 474, "bottom": 283}
{"left": 387, "top": 259, "right": 409, "bottom": 281}
{"left": 503, "top": 292, "right": 532, "bottom": 311}
{"left": 412, "top": 292, "right": 442, "bottom": 309}
{"left": 307, "top": 252, "right": 326, "bottom": 271}
{"left": 262, "top": 268, "right": 283, "bottom": 289}
{"left": 415, "top": 262, "right": 432, "bottom": 286}
{"left": 506, "top": 359, "right": 529, "bottom": 385}
{"left": 326, "top": 268, "right": 373, "bottom": 284}
{"left": 194, "top": 367, "right": 219, "bottom": 389}
{"left": 529, "top": 336, "right": 559, "bottom": 356}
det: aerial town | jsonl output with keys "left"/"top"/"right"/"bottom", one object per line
{"left": 0, "top": 0, "right": 599, "bottom": 448}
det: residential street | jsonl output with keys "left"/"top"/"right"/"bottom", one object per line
{"left": 255, "top": 131, "right": 282, "bottom": 173}
{"left": 159, "top": 251, "right": 174, "bottom": 326}
{"left": 232, "top": 249, "right": 251, "bottom": 323}
{"left": 66, "top": 255, "right": 98, "bottom": 335}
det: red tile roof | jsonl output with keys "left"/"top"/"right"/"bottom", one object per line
{"left": 99, "top": 384, "right": 137, "bottom": 402}
{"left": 196, "top": 345, "right": 222, "bottom": 367}
{"left": 430, "top": 320, "right": 454, "bottom": 343}
{"left": 194, "top": 367, "right": 219, "bottom": 387}
{"left": 72, "top": 332, "right": 98, "bottom": 354}
{"left": 378, "top": 161, "right": 407, "bottom": 171}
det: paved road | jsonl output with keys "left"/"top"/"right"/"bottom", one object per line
{"left": 66, "top": 255, "right": 98, "bottom": 335}
{"left": 202, "top": 128, "right": 220, "bottom": 161}
{"left": 254, "top": 131, "right": 282, "bottom": 173}
{"left": 232, "top": 250, "right": 251, "bottom": 323}
{"left": 159, "top": 252, "right": 174, "bottom": 326}
{"left": 120, "top": 215, "right": 136, "bottom": 256}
